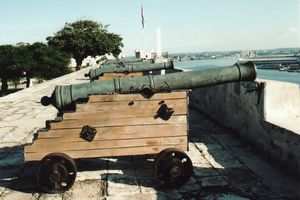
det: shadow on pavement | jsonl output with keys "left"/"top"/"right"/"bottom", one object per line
{"left": 0, "top": 144, "right": 39, "bottom": 193}
{"left": 0, "top": 109, "right": 299, "bottom": 199}
{"left": 0, "top": 144, "right": 279, "bottom": 199}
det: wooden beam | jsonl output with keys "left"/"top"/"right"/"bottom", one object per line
{"left": 25, "top": 136, "right": 187, "bottom": 153}
{"left": 50, "top": 115, "right": 187, "bottom": 130}
{"left": 24, "top": 144, "right": 187, "bottom": 161}
{"left": 70, "top": 99, "right": 187, "bottom": 118}
{"left": 88, "top": 91, "right": 187, "bottom": 102}
{"left": 37, "top": 123, "right": 187, "bottom": 141}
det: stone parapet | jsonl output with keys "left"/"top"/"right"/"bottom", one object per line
{"left": 189, "top": 79, "right": 300, "bottom": 177}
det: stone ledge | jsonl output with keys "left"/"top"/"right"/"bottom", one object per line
{"left": 189, "top": 79, "right": 300, "bottom": 177}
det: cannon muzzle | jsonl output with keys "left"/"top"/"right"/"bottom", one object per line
{"left": 42, "top": 62, "right": 256, "bottom": 111}
{"left": 86, "top": 61, "right": 174, "bottom": 81}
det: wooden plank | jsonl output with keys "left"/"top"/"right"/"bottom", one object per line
{"left": 72, "top": 99, "right": 187, "bottom": 118}
{"left": 24, "top": 144, "right": 187, "bottom": 161}
{"left": 97, "top": 72, "right": 143, "bottom": 81}
{"left": 50, "top": 115, "right": 187, "bottom": 130}
{"left": 88, "top": 91, "right": 187, "bottom": 102}
{"left": 37, "top": 132, "right": 187, "bottom": 143}
{"left": 37, "top": 123, "right": 187, "bottom": 141}
{"left": 25, "top": 136, "right": 187, "bottom": 153}
{"left": 76, "top": 98, "right": 187, "bottom": 111}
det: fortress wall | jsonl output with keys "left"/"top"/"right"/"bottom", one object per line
{"left": 189, "top": 79, "right": 300, "bottom": 176}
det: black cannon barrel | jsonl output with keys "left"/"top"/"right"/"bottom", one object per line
{"left": 42, "top": 62, "right": 256, "bottom": 110}
{"left": 85, "top": 61, "right": 174, "bottom": 80}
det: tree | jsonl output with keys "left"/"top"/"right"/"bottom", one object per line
{"left": 47, "top": 20, "right": 124, "bottom": 70}
{"left": 27, "top": 42, "right": 71, "bottom": 80}
{"left": 0, "top": 45, "right": 22, "bottom": 95}
{"left": 14, "top": 43, "right": 35, "bottom": 88}
{"left": 0, "top": 43, "right": 71, "bottom": 95}
{"left": 13, "top": 42, "right": 71, "bottom": 88}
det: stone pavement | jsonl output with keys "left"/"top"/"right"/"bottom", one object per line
{"left": 0, "top": 68, "right": 300, "bottom": 199}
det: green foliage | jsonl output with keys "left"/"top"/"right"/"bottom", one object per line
{"left": 0, "top": 45, "right": 21, "bottom": 78}
{"left": 0, "top": 45, "right": 23, "bottom": 95}
{"left": 0, "top": 19, "right": 122, "bottom": 95}
{"left": 0, "top": 43, "right": 71, "bottom": 95}
{"left": 47, "top": 20, "right": 123, "bottom": 68}
{"left": 27, "top": 42, "right": 71, "bottom": 80}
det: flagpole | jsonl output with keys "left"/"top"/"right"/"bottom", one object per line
{"left": 141, "top": 5, "right": 144, "bottom": 52}
{"left": 142, "top": 27, "right": 144, "bottom": 51}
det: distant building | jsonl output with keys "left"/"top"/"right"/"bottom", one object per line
{"left": 68, "top": 58, "right": 77, "bottom": 71}
{"left": 135, "top": 50, "right": 153, "bottom": 59}
{"left": 239, "top": 55, "right": 300, "bottom": 69}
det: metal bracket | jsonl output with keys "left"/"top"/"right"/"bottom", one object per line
{"left": 155, "top": 103, "right": 174, "bottom": 121}
{"left": 80, "top": 125, "right": 97, "bottom": 142}
{"left": 245, "top": 82, "right": 265, "bottom": 105}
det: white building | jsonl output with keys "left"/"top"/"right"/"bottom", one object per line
{"left": 135, "top": 50, "right": 153, "bottom": 59}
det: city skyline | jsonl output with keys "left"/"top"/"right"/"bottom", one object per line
{"left": 0, "top": 0, "right": 299, "bottom": 56}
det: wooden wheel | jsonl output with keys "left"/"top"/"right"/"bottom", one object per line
{"left": 37, "top": 153, "right": 77, "bottom": 193}
{"left": 154, "top": 148, "right": 193, "bottom": 188}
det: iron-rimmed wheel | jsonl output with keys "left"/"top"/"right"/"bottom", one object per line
{"left": 37, "top": 153, "right": 77, "bottom": 193}
{"left": 154, "top": 148, "right": 193, "bottom": 188}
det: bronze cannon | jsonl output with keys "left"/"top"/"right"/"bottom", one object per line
{"left": 85, "top": 60, "right": 173, "bottom": 80}
{"left": 42, "top": 62, "right": 256, "bottom": 111}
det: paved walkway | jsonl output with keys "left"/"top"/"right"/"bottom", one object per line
{"left": 0, "top": 67, "right": 93, "bottom": 150}
{"left": 0, "top": 68, "right": 299, "bottom": 200}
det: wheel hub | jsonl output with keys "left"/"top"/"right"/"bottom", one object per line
{"left": 170, "top": 166, "right": 181, "bottom": 178}
{"left": 154, "top": 148, "right": 193, "bottom": 188}
{"left": 49, "top": 171, "right": 61, "bottom": 183}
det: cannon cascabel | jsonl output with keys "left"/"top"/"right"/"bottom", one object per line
{"left": 42, "top": 62, "right": 256, "bottom": 111}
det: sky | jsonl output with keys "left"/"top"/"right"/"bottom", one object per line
{"left": 0, "top": 0, "right": 299, "bottom": 56}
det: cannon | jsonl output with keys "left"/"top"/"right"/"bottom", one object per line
{"left": 100, "top": 59, "right": 154, "bottom": 69}
{"left": 104, "top": 58, "right": 150, "bottom": 65}
{"left": 85, "top": 60, "right": 173, "bottom": 80}
{"left": 25, "top": 62, "right": 256, "bottom": 193}
{"left": 42, "top": 62, "right": 256, "bottom": 111}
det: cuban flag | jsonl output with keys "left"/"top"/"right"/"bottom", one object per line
{"left": 141, "top": 6, "right": 145, "bottom": 29}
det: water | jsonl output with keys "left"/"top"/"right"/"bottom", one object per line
{"left": 258, "top": 70, "right": 300, "bottom": 84}
{"left": 175, "top": 58, "right": 300, "bottom": 85}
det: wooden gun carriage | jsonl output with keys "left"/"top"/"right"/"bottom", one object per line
{"left": 24, "top": 62, "right": 256, "bottom": 193}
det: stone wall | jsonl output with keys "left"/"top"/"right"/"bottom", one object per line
{"left": 189, "top": 79, "right": 300, "bottom": 176}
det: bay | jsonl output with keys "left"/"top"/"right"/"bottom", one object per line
{"left": 174, "top": 58, "right": 300, "bottom": 85}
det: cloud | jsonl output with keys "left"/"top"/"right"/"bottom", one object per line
{"left": 289, "top": 27, "right": 297, "bottom": 32}
{"left": 281, "top": 27, "right": 299, "bottom": 40}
